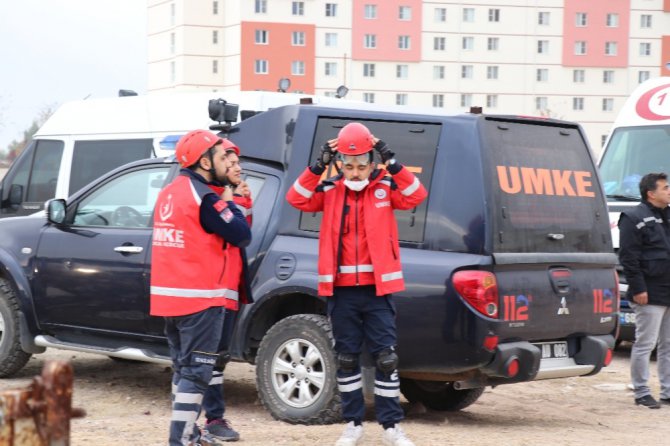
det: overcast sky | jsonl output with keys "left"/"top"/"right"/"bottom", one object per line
{"left": 0, "top": 0, "right": 147, "bottom": 151}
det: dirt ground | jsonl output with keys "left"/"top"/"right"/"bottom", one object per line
{"left": 0, "top": 343, "right": 668, "bottom": 446}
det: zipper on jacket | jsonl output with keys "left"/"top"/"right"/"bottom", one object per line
{"left": 355, "top": 192, "right": 359, "bottom": 285}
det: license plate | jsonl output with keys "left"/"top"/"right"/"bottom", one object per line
{"left": 620, "top": 312, "right": 636, "bottom": 325}
{"left": 536, "top": 341, "right": 568, "bottom": 359}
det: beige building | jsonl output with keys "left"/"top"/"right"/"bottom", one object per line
{"left": 147, "top": 0, "right": 670, "bottom": 154}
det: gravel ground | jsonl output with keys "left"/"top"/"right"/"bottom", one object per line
{"left": 1, "top": 342, "right": 668, "bottom": 445}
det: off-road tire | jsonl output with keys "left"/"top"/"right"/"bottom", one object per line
{"left": 400, "top": 378, "right": 485, "bottom": 411}
{"left": 256, "top": 314, "right": 341, "bottom": 425}
{"left": 0, "top": 278, "right": 32, "bottom": 377}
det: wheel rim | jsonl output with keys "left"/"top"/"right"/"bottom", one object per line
{"left": 0, "top": 310, "right": 5, "bottom": 338}
{"left": 270, "top": 337, "right": 326, "bottom": 408}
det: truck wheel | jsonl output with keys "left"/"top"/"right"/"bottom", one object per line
{"left": 0, "top": 279, "right": 32, "bottom": 377}
{"left": 256, "top": 314, "right": 341, "bottom": 425}
{"left": 399, "top": 378, "right": 484, "bottom": 411}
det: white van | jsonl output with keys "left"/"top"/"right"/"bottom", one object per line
{"left": 0, "top": 90, "right": 356, "bottom": 218}
{"left": 598, "top": 76, "right": 670, "bottom": 340}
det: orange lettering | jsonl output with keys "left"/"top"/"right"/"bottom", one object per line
{"left": 497, "top": 166, "right": 522, "bottom": 194}
{"left": 574, "top": 171, "right": 595, "bottom": 197}
{"left": 551, "top": 169, "right": 576, "bottom": 196}
{"left": 521, "top": 167, "right": 554, "bottom": 195}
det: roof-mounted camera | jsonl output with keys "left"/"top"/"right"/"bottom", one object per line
{"left": 208, "top": 98, "right": 239, "bottom": 134}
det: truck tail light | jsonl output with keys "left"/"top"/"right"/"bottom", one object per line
{"left": 604, "top": 348, "right": 613, "bottom": 367}
{"left": 453, "top": 271, "right": 499, "bottom": 318}
{"left": 614, "top": 269, "right": 621, "bottom": 341}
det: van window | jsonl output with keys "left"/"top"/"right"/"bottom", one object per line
{"left": 1, "top": 140, "right": 64, "bottom": 211}
{"left": 482, "top": 118, "right": 608, "bottom": 253}
{"left": 69, "top": 139, "right": 153, "bottom": 195}
{"left": 599, "top": 125, "right": 670, "bottom": 199}
{"left": 299, "top": 118, "right": 438, "bottom": 243}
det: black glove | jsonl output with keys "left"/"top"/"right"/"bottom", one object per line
{"left": 316, "top": 142, "right": 336, "bottom": 169}
{"left": 374, "top": 140, "right": 395, "bottom": 164}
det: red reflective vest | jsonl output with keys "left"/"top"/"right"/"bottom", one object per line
{"left": 150, "top": 175, "right": 239, "bottom": 316}
{"left": 287, "top": 165, "right": 427, "bottom": 296}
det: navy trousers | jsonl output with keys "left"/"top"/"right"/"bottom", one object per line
{"left": 165, "top": 306, "right": 223, "bottom": 446}
{"left": 328, "top": 285, "right": 404, "bottom": 427}
{"left": 202, "top": 308, "right": 238, "bottom": 421}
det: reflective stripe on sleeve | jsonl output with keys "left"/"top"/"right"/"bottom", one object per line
{"left": 318, "top": 274, "right": 334, "bottom": 283}
{"left": 151, "top": 286, "right": 239, "bottom": 300}
{"left": 293, "top": 179, "right": 313, "bottom": 199}
{"left": 400, "top": 177, "right": 420, "bottom": 196}
{"left": 381, "top": 271, "right": 403, "bottom": 282}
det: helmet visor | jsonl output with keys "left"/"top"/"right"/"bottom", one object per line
{"left": 338, "top": 152, "right": 371, "bottom": 166}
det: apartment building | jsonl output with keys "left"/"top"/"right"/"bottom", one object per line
{"left": 147, "top": 0, "right": 670, "bottom": 152}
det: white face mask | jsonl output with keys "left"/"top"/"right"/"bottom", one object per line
{"left": 343, "top": 179, "right": 369, "bottom": 191}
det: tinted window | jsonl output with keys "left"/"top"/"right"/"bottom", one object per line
{"left": 299, "top": 118, "right": 438, "bottom": 243}
{"left": 73, "top": 166, "right": 170, "bottom": 228}
{"left": 69, "top": 139, "right": 153, "bottom": 195}
{"left": 26, "top": 140, "right": 64, "bottom": 202}
{"left": 482, "top": 119, "right": 609, "bottom": 253}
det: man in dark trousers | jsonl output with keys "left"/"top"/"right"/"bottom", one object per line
{"left": 150, "top": 130, "right": 251, "bottom": 446}
{"left": 286, "top": 122, "right": 427, "bottom": 446}
{"left": 201, "top": 139, "right": 253, "bottom": 442}
{"left": 618, "top": 172, "right": 670, "bottom": 409}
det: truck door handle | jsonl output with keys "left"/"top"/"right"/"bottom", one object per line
{"left": 114, "top": 246, "right": 144, "bottom": 254}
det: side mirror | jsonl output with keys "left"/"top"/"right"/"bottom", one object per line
{"left": 46, "top": 199, "right": 67, "bottom": 224}
{"left": 9, "top": 184, "right": 23, "bottom": 207}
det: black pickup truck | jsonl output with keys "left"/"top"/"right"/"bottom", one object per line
{"left": 0, "top": 102, "right": 618, "bottom": 424}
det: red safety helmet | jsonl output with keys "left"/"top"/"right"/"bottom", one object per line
{"left": 175, "top": 130, "right": 223, "bottom": 167}
{"left": 337, "top": 122, "right": 374, "bottom": 155}
{"left": 221, "top": 138, "right": 240, "bottom": 156}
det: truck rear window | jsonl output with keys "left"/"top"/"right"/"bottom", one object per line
{"left": 482, "top": 119, "right": 609, "bottom": 253}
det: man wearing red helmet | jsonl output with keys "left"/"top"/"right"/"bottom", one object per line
{"left": 201, "top": 139, "right": 254, "bottom": 443}
{"left": 287, "top": 122, "right": 427, "bottom": 446}
{"left": 150, "top": 129, "right": 251, "bottom": 446}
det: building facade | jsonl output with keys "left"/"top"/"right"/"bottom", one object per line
{"left": 147, "top": 0, "right": 670, "bottom": 153}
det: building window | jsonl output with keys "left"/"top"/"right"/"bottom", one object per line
{"left": 606, "top": 13, "right": 619, "bottom": 27}
{"left": 461, "top": 94, "right": 472, "bottom": 107}
{"left": 603, "top": 70, "right": 615, "bottom": 83}
{"left": 575, "top": 12, "right": 587, "bottom": 27}
{"left": 538, "top": 40, "right": 549, "bottom": 54}
{"left": 536, "top": 68, "right": 548, "bottom": 82}
{"left": 398, "top": 36, "right": 411, "bottom": 50}
{"left": 433, "top": 65, "right": 445, "bottom": 79}
{"left": 255, "top": 59, "right": 268, "bottom": 74}
{"left": 212, "top": 30, "right": 218, "bottom": 44}
{"left": 399, "top": 6, "right": 411, "bottom": 20}
{"left": 640, "top": 42, "right": 651, "bottom": 56}
{"left": 487, "top": 94, "right": 498, "bottom": 108}
{"left": 574, "top": 41, "right": 586, "bottom": 55}
{"left": 488, "top": 8, "right": 500, "bottom": 22}
{"left": 463, "top": 8, "right": 475, "bottom": 22}
{"left": 573, "top": 97, "right": 584, "bottom": 111}
{"left": 292, "top": 1, "right": 304, "bottom": 16}
{"left": 538, "top": 11, "right": 550, "bottom": 25}
{"left": 212, "top": 60, "right": 218, "bottom": 74}
{"left": 396, "top": 65, "right": 409, "bottom": 79}
{"left": 363, "top": 63, "right": 375, "bottom": 77}
{"left": 602, "top": 98, "right": 614, "bottom": 111}
{"left": 434, "top": 7, "right": 446, "bottom": 22}
{"left": 364, "top": 34, "right": 376, "bottom": 49}
{"left": 535, "top": 97, "right": 548, "bottom": 110}
{"left": 170, "top": 32, "right": 175, "bottom": 54}
{"left": 213, "top": 1, "right": 218, "bottom": 14}
{"left": 487, "top": 37, "right": 499, "bottom": 51}
{"left": 396, "top": 94, "right": 408, "bottom": 105}
{"left": 461, "top": 65, "right": 473, "bottom": 79}
{"left": 462, "top": 36, "right": 474, "bottom": 51}
{"left": 601, "top": 135, "right": 608, "bottom": 147}
{"left": 487, "top": 66, "right": 499, "bottom": 80}
{"left": 325, "top": 32, "right": 338, "bottom": 47}
{"left": 325, "top": 62, "right": 337, "bottom": 76}
{"left": 325, "top": 3, "right": 337, "bottom": 17}
{"left": 255, "top": 0, "right": 267, "bottom": 13}
{"left": 365, "top": 4, "right": 377, "bottom": 19}
{"left": 170, "top": 3, "right": 175, "bottom": 25}
{"left": 170, "top": 61, "right": 176, "bottom": 83}
{"left": 434, "top": 37, "right": 446, "bottom": 51}
{"left": 605, "top": 42, "right": 617, "bottom": 56}
{"left": 639, "top": 70, "right": 650, "bottom": 83}
{"left": 573, "top": 69, "right": 585, "bottom": 83}
{"left": 433, "top": 94, "right": 444, "bottom": 108}
{"left": 292, "top": 61, "right": 305, "bottom": 75}
{"left": 363, "top": 92, "right": 375, "bottom": 103}
{"left": 292, "top": 31, "right": 305, "bottom": 46}
{"left": 255, "top": 30, "right": 269, "bottom": 44}
{"left": 640, "top": 14, "right": 652, "bottom": 28}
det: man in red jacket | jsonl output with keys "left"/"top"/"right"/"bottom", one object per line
{"left": 151, "top": 130, "right": 251, "bottom": 446}
{"left": 286, "top": 122, "right": 427, "bottom": 446}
